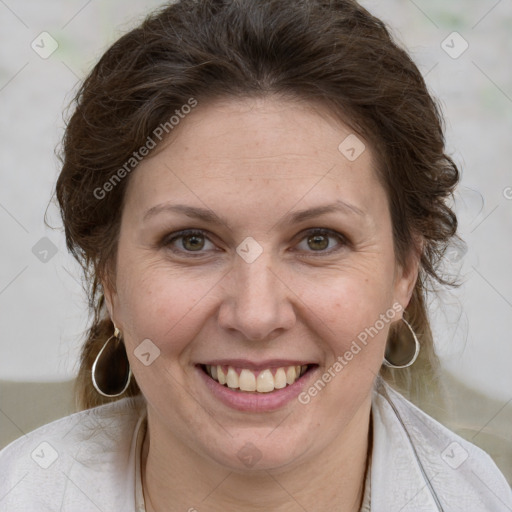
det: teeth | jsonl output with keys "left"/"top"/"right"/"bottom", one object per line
{"left": 205, "top": 364, "right": 309, "bottom": 393}
{"left": 256, "top": 369, "right": 274, "bottom": 392}
{"left": 217, "top": 365, "right": 227, "bottom": 385}
{"left": 239, "top": 369, "right": 256, "bottom": 392}
{"left": 274, "top": 368, "right": 287, "bottom": 389}
{"left": 286, "top": 366, "right": 296, "bottom": 385}
{"left": 226, "top": 367, "right": 238, "bottom": 389}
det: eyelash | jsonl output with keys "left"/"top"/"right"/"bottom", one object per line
{"left": 161, "top": 228, "right": 349, "bottom": 257}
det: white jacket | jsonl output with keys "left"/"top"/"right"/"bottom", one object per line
{"left": 0, "top": 379, "right": 510, "bottom": 511}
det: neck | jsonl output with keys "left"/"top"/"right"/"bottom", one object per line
{"left": 142, "top": 400, "right": 371, "bottom": 512}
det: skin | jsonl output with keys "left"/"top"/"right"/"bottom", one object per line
{"left": 104, "top": 96, "right": 419, "bottom": 512}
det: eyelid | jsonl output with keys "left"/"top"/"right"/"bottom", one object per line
{"left": 292, "top": 227, "right": 350, "bottom": 254}
{"left": 161, "top": 229, "right": 218, "bottom": 255}
{"left": 161, "top": 227, "right": 350, "bottom": 255}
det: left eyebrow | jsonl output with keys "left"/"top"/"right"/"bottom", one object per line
{"left": 280, "top": 200, "right": 366, "bottom": 226}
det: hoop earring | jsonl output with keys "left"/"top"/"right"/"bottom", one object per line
{"left": 383, "top": 318, "right": 420, "bottom": 369}
{"left": 92, "top": 326, "right": 132, "bottom": 397}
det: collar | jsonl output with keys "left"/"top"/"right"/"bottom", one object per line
{"left": 370, "top": 378, "right": 512, "bottom": 511}
{"left": 133, "top": 379, "right": 512, "bottom": 512}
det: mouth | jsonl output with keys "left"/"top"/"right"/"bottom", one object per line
{"left": 198, "top": 363, "right": 316, "bottom": 393}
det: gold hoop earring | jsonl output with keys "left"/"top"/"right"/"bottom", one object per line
{"left": 91, "top": 327, "right": 132, "bottom": 397}
{"left": 383, "top": 318, "right": 420, "bottom": 369}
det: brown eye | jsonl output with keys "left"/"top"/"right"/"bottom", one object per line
{"left": 181, "top": 233, "right": 205, "bottom": 251}
{"left": 163, "top": 230, "right": 215, "bottom": 254}
{"left": 295, "top": 228, "right": 347, "bottom": 254}
{"left": 307, "top": 234, "right": 329, "bottom": 251}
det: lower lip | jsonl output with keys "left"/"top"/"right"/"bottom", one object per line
{"left": 196, "top": 366, "right": 317, "bottom": 412}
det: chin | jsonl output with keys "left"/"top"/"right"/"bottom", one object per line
{"left": 201, "top": 424, "right": 314, "bottom": 474}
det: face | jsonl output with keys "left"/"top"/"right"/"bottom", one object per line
{"left": 105, "top": 96, "right": 417, "bottom": 472}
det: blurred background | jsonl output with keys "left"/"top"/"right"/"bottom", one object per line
{"left": 0, "top": 0, "right": 511, "bottom": 481}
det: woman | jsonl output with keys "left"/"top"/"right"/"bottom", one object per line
{"left": 1, "top": 0, "right": 510, "bottom": 510}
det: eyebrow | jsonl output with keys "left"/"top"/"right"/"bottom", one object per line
{"left": 142, "top": 200, "right": 366, "bottom": 228}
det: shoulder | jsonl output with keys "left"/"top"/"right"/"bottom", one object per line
{"left": 371, "top": 379, "right": 512, "bottom": 511}
{"left": 0, "top": 395, "right": 146, "bottom": 511}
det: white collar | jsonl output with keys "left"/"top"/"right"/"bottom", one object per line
{"left": 370, "top": 378, "right": 512, "bottom": 511}
{"left": 132, "top": 379, "right": 512, "bottom": 511}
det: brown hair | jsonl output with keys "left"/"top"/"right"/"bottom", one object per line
{"left": 55, "top": 0, "right": 460, "bottom": 411}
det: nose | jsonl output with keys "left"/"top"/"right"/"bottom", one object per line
{"left": 217, "top": 253, "right": 296, "bottom": 342}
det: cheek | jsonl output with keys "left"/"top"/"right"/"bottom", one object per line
{"left": 114, "top": 256, "right": 218, "bottom": 356}
{"left": 298, "top": 264, "right": 395, "bottom": 338}
{"left": 332, "top": 294, "right": 391, "bottom": 368}
{"left": 292, "top": 271, "right": 396, "bottom": 387}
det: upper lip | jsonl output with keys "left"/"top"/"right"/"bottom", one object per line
{"left": 198, "top": 359, "right": 316, "bottom": 371}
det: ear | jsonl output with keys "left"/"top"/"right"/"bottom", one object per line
{"left": 393, "top": 240, "right": 422, "bottom": 315}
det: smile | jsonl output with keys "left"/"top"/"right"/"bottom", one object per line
{"left": 197, "top": 360, "right": 318, "bottom": 412}
{"left": 202, "top": 364, "right": 310, "bottom": 393}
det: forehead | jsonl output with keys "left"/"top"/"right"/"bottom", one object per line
{"left": 123, "top": 96, "right": 386, "bottom": 224}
